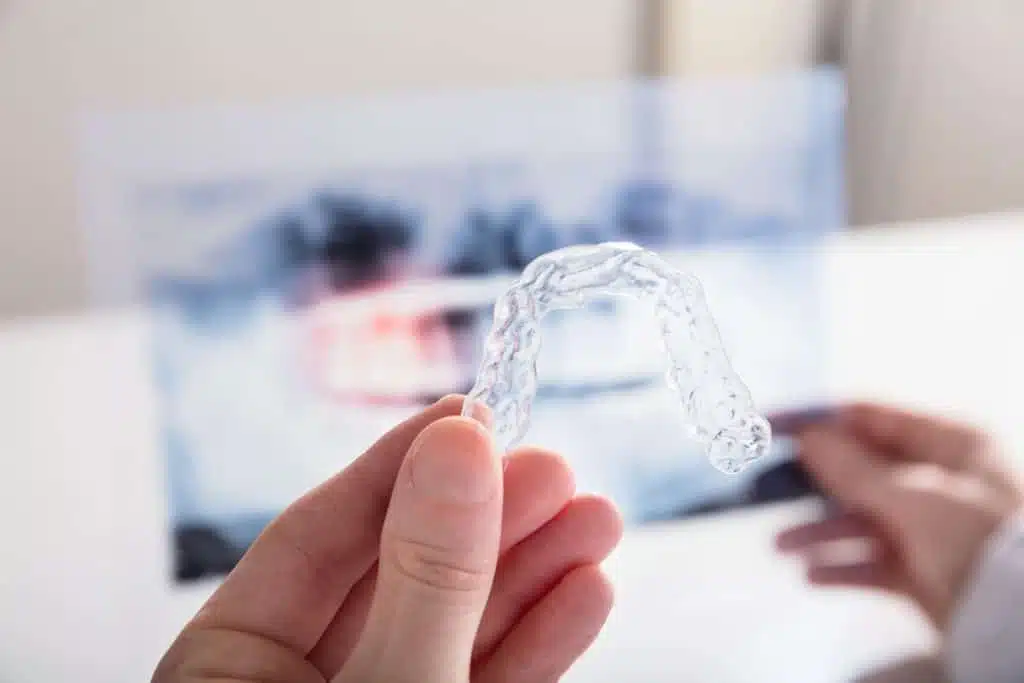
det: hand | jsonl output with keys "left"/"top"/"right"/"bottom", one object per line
{"left": 154, "top": 395, "right": 623, "bottom": 683}
{"left": 775, "top": 402, "right": 1023, "bottom": 628}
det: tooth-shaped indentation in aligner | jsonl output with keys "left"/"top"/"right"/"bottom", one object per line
{"left": 462, "top": 241, "right": 771, "bottom": 474}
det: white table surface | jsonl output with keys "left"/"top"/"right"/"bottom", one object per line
{"left": 3, "top": 212, "right": 1023, "bottom": 682}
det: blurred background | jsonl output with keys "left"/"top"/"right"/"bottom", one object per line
{"left": 3, "top": 0, "right": 1024, "bottom": 319}
{"left": 1, "top": 2, "right": 1023, "bottom": 682}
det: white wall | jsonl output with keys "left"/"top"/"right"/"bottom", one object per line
{"left": 843, "top": 0, "right": 1024, "bottom": 225}
{"left": 0, "top": 1, "right": 632, "bottom": 319}
{"left": 669, "top": 0, "right": 829, "bottom": 75}
{"left": 668, "top": 0, "right": 1024, "bottom": 227}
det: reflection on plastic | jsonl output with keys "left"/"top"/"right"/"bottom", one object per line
{"left": 462, "top": 241, "right": 772, "bottom": 474}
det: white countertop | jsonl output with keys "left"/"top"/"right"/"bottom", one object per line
{"left": 3, "top": 212, "right": 1023, "bottom": 682}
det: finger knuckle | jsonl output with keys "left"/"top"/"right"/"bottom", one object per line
{"left": 266, "top": 513, "right": 371, "bottom": 594}
{"left": 388, "top": 537, "right": 491, "bottom": 594}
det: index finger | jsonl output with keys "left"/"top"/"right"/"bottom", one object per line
{"left": 839, "top": 402, "right": 985, "bottom": 470}
{"left": 189, "top": 395, "right": 483, "bottom": 655}
{"left": 798, "top": 425, "right": 901, "bottom": 520}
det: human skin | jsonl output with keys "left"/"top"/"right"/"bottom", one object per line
{"left": 153, "top": 395, "right": 624, "bottom": 683}
{"left": 776, "top": 402, "right": 1024, "bottom": 629}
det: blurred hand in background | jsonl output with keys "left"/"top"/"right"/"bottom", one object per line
{"left": 777, "top": 403, "right": 1024, "bottom": 629}
{"left": 153, "top": 396, "right": 622, "bottom": 683}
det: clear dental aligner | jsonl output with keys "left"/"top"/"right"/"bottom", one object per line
{"left": 461, "top": 241, "right": 772, "bottom": 474}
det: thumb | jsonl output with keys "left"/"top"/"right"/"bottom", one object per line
{"left": 337, "top": 415, "right": 503, "bottom": 683}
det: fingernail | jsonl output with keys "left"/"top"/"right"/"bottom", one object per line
{"left": 461, "top": 396, "right": 494, "bottom": 429}
{"left": 775, "top": 533, "right": 800, "bottom": 552}
{"left": 409, "top": 418, "right": 498, "bottom": 504}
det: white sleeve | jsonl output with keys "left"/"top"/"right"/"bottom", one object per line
{"left": 945, "top": 512, "right": 1024, "bottom": 683}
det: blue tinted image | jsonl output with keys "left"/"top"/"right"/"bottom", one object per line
{"left": 128, "top": 71, "right": 845, "bottom": 581}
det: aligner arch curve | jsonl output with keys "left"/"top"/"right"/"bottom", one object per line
{"left": 462, "top": 242, "right": 771, "bottom": 474}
